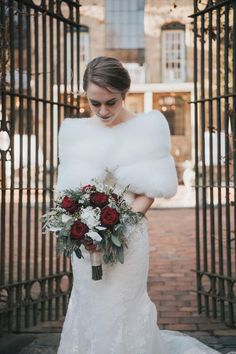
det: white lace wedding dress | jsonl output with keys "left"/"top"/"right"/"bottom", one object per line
{"left": 56, "top": 112, "right": 229, "bottom": 353}
{"left": 57, "top": 179, "right": 221, "bottom": 354}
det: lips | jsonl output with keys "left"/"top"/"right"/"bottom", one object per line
{"left": 99, "top": 115, "right": 112, "bottom": 120}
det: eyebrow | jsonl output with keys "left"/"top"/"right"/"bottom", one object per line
{"left": 89, "top": 98, "right": 118, "bottom": 104}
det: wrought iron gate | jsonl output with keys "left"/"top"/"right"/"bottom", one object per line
{"left": 191, "top": 0, "right": 236, "bottom": 326}
{"left": 0, "top": 0, "right": 81, "bottom": 332}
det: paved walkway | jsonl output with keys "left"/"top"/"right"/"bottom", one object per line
{"left": 0, "top": 207, "right": 236, "bottom": 354}
{"left": 147, "top": 208, "right": 236, "bottom": 353}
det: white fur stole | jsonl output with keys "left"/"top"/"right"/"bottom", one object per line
{"left": 56, "top": 110, "right": 178, "bottom": 198}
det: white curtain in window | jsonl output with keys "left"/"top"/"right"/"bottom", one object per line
{"left": 162, "top": 29, "right": 186, "bottom": 83}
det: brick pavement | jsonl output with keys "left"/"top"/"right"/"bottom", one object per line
{"left": 148, "top": 207, "right": 206, "bottom": 331}
{"left": 147, "top": 207, "right": 236, "bottom": 352}
{"left": 1, "top": 207, "right": 236, "bottom": 354}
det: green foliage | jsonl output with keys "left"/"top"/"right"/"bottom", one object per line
{"left": 42, "top": 179, "right": 145, "bottom": 277}
{"left": 117, "top": 245, "right": 124, "bottom": 264}
{"left": 56, "top": 239, "right": 65, "bottom": 256}
{"left": 74, "top": 247, "right": 83, "bottom": 259}
{"left": 103, "top": 253, "right": 110, "bottom": 264}
{"left": 111, "top": 235, "right": 121, "bottom": 247}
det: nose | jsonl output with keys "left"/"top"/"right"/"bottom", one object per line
{"left": 98, "top": 105, "right": 110, "bottom": 117}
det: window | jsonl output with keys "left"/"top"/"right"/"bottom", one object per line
{"left": 125, "top": 93, "right": 144, "bottom": 113}
{"left": 161, "top": 23, "right": 186, "bottom": 82}
{"left": 105, "top": 0, "right": 144, "bottom": 49}
{"left": 123, "top": 63, "right": 146, "bottom": 84}
{"left": 153, "top": 94, "right": 187, "bottom": 136}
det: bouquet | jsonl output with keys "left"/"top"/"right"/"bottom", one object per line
{"left": 41, "top": 180, "right": 144, "bottom": 280}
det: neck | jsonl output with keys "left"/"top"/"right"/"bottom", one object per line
{"left": 109, "top": 108, "right": 136, "bottom": 127}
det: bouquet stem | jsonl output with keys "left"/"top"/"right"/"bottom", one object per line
{"left": 90, "top": 251, "right": 103, "bottom": 280}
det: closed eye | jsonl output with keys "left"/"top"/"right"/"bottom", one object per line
{"left": 89, "top": 99, "right": 118, "bottom": 107}
{"left": 106, "top": 101, "right": 116, "bottom": 106}
{"left": 91, "top": 102, "right": 101, "bottom": 107}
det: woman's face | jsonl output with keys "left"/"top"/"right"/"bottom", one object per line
{"left": 86, "top": 83, "right": 125, "bottom": 126}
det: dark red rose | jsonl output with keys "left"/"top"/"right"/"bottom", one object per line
{"left": 90, "top": 192, "right": 109, "bottom": 207}
{"left": 70, "top": 220, "right": 88, "bottom": 240}
{"left": 100, "top": 206, "right": 120, "bottom": 226}
{"left": 61, "top": 196, "right": 79, "bottom": 214}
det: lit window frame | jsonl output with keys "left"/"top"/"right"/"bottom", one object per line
{"left": 161, "top": 23, "right": 186, "bottom": 83}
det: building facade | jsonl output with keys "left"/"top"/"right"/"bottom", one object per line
{"left": 78, "top": 0, "right": 195, "bottom": 180}
{"left": 1, "top": 0, "right": 195, "bottom": 185}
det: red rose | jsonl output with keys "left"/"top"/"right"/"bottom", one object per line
{"left": 100, "top": 206, "right": 120, "bottom": 226}
{"left": 61, "top": 196, "right": 79, "bottom": 214}
{"left": 70, "top": 220, "right": 88, "bottom": 240}
{"left": 90, "top": 192, "right": 109, "bottom": 207}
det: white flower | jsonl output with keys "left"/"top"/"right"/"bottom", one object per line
{"left": 80, "top": 206, "right": 101, "bottom": 228}
{"left": 47, "top": 224, "right": 62, "bottom": 232}
{"left": 96, "top": 226, "right": 107, "bottom": 231}
{"left": 95, "top": 182, "right": 105, "bottom": 192}
{"left": 86, "top": 230, "right": 102, "bottom": 242}
{"left": 62, "top": 214, "right": 73, "bottom": 223}
{"left": 79, "top": 194, "right": 90, "bottom": 203}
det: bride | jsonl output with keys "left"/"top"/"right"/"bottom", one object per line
{"left": 56, "top": 56, "right": 222, "bottom": 354}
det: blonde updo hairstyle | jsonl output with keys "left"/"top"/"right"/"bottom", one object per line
{"left": 83, "top": 56, "right": 131, "bottom": 99}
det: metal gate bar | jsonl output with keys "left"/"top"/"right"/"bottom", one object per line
{"left": 191, "top": 0, "right": 236, "bottom": 327}
{"left": 0, "top": 0, "right": 81, "bottom": 332}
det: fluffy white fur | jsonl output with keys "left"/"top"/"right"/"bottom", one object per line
{"left": 56, "top": 110, "right": 178, "bottom": 198}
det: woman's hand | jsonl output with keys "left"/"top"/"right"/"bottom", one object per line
{"left": 83, "top": 239, "right": 97, "bottom": 252}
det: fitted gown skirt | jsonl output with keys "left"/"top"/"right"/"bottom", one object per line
{"left": 57, "top": 219, "right": 221, "bottom": 354}
{"left": 57, "top": 219, "right": 167, "bottom": 354}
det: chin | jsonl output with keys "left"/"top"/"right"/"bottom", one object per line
{"left": 99, "top": 116, "right": 115, "bottom": 124}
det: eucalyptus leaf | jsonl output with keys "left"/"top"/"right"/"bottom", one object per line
{"left": 111, "top": 235, "right": 121, "bottom": 247}
{"left": 117, "top": 245, "right": 124, "bottom": 264}
{"left": 64, "top": 218, "right": 74, "bottom": 230}
{"left": 75, "top": 248, "right": 83, "bottom": 259}
{"left": 114, "top": 224, "right": 121, "bottom": 232}
{"left": 64, "top": 248, "right": 72, "bottom": 257}
{"left": 59, "top": 228, "right": 70, "bottom": 237}
{"left": 56, "top": 239, "right": 64, "bottom": 256}
{"left": 103, "top": 253, "right": 110, "bottom": 264}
